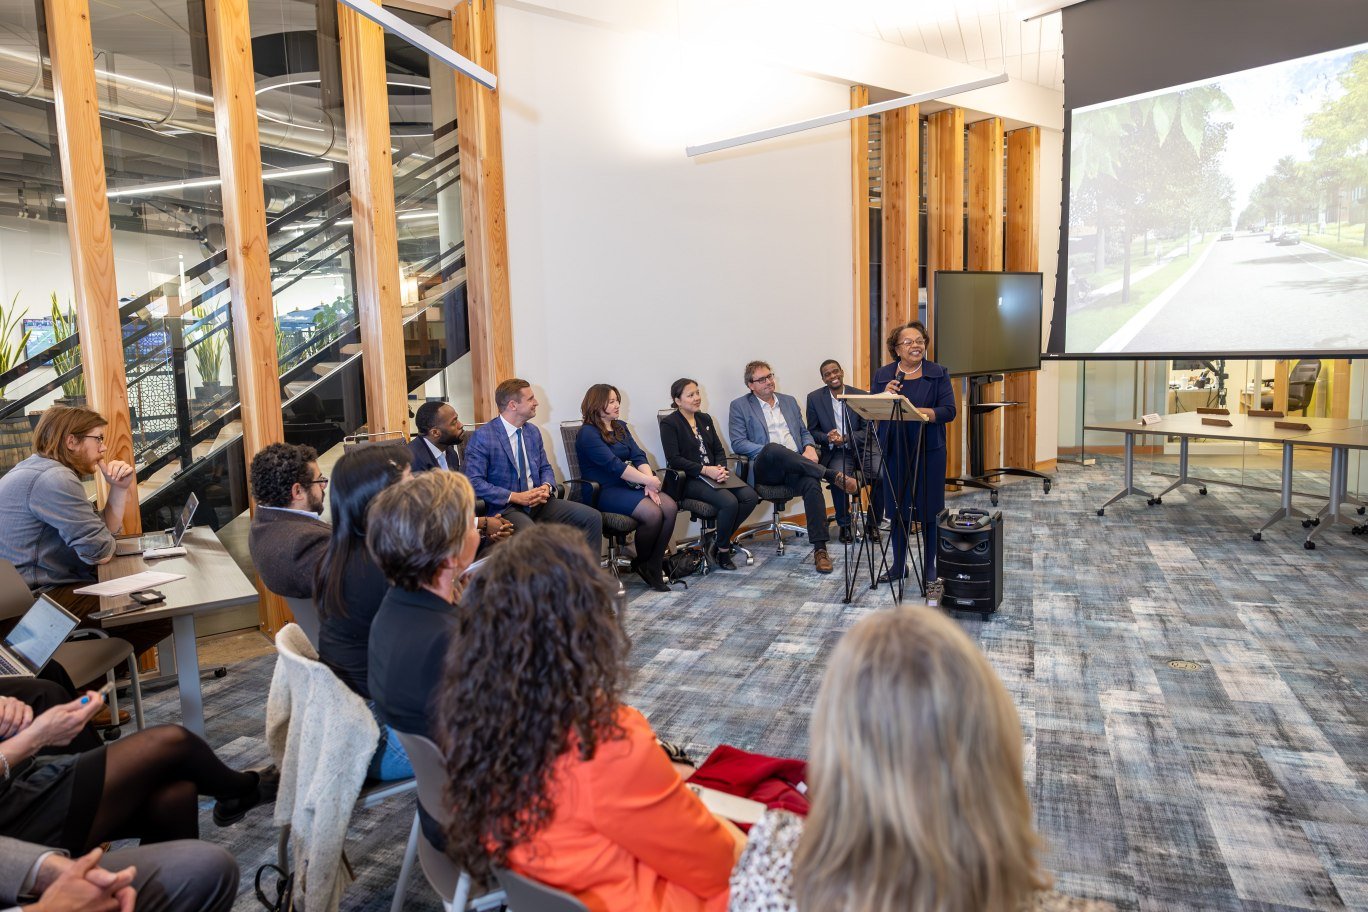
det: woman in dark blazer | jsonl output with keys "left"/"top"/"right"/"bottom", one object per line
{"left": 576, "top": 384, "right": 677, "bottom": 592}
{"left": 872, "top": 321, "right": 957, "bottom": 596}
{"left": 659, "top": 378, "right": 759, "bottom": 570}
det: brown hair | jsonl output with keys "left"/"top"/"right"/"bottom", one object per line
{"left": 32, "top": 405, "right": 106, "bottom": 473}
{"left": 580, "top": 383, "right": 625, "bottom": 443}
{"left": 494, "top": 379, "right": 531, "bottom": 413}
{"left": 794, "top": 607, "right": 1048, "bottom": 912}
{"left": 743, "top": 360, "right": 772, "bottom": 385}
{"left": 886, "top": 321, "right": 929, "bottom": 362}
{"left": 365, "top": 471, "right": 475, "bottom": 591}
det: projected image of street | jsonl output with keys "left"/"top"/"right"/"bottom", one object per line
{"left": 1065, "top": 43, "right": 1368, "bottom": 355}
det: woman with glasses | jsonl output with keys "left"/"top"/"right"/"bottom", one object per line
{"left": 873, "top": 322, "right": 956, "bottom": 598}
{"left": 0, "top": 406, "right": 171, "bottom": 662}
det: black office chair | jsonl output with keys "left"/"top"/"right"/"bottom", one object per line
{"left": 732, "top": 480, "right": 808, "bottom": 556}
{"left": 654, "top": 410, "right": 754, "bottom": 572}
{"left": 559, "top": 422, "right": 638, "bottom": 583}
{"left": 1261, "top": 359, "right": 1320, "bottom": 414}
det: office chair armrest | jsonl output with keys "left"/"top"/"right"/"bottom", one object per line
{"left": 558, "top": 478, "right": 602, "bottom": 509}
{"left": 474, "top": 497, "right": 488, "bottom": 517}
{"left": 66, "top": 628, "right": 111, "bottom": 641}
{"left": 727, "top": 453, "right": 750, "bottom": 479}
{"left": 657, "top": 467, "right": 686, "bottom": 501}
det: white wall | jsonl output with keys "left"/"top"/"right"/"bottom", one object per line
{"left": 498, "top": 0, "right": 853, "bottom": 474}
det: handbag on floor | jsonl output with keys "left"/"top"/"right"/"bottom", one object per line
{"left": 664, "top": 547, "right": 704, "bottom": 580}
{"left": 254, "top": 863, "right": 295, "bottom": 912}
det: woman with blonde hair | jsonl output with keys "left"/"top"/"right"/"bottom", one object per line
{"left": 729, "top": 607, "right": 1111, "bottom": 912}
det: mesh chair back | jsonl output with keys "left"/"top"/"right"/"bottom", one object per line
{"left": 0, "top": 560, "right": 33, "bottom": 621}
{"left": 559, "top": 422, "right": 583, "bottom": 478}
{"left": 494, "top": 868, "right": 590, "bottom": 912}
{"left": 282, "top": 596, "right": 321, "bottom": 649}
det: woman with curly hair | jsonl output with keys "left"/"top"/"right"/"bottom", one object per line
{"left": 727, "top": 607, "right": 1113, "bottom": 912}
{"left": 437, "top": 524, "right": 743, "bottom": 911}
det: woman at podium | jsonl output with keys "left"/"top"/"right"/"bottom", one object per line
{"left": 872, "top": 321, "right": 956, "bottom": 596}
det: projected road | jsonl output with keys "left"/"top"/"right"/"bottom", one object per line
{"left": 1106, "top": 236, "right": 1368, "bottom": 352}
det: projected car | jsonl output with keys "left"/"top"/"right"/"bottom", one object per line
{"left": 1219, "top": 232, "right": 1234, "bottom": 241}
{"left": 1277, "top": 230, "right": 1300, "bottom": 246}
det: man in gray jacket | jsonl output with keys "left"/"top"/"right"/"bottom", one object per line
{"left": 247, "top": 442, "right": 331, "bottom": 599}
{"left": 0, "top": 838, "right": 237, "bottom": 912}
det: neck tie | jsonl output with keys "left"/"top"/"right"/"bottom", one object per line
{"left": 515, "top": 428, "right": 528, "bottom": 491}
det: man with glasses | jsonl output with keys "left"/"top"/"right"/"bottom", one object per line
{"left": 729, "top": 361, "right": 858, "bottom": 574}
{"left": 248, "top": 442, "right": 331, "bottom": 599}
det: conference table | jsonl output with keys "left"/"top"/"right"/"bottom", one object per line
{"left": 96, "top": 526, "right": 258, "bottom": 736}
{"left": 1084, "top": 412, "right": 1368, "bottom": 548}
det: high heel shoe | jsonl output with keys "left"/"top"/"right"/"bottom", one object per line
{"left": 636, "top": 559, "right": 671, "bottom": 592}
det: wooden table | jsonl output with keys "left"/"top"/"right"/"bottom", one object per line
{"left": 96, "top": 526, "right": 258, "bottom": 736}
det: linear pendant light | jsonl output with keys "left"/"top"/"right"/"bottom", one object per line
{"left": 684, "top": 72, "right": 1008, "bottom": 157}
{"left": 337, "top": 0, "right": 497, "bottom": 90}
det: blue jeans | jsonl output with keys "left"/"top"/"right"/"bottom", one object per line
{"left": 366, "top": 702, "right": 414, "bottom": 781}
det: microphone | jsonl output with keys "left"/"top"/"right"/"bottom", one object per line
{"left": 895, "top": 370, "right": 905, "bottom": 383}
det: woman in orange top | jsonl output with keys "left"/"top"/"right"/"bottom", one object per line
{"left": 436, "top": 524, "right": 744, "bottom": 912}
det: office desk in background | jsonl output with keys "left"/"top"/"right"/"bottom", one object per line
{"left": 97, "top": 526, "right": 258, "bottom": 736}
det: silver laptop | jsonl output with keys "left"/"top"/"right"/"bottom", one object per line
{"left": 115, "top": 493, "right": 198, "bottom": 556}
{"left": 0, "top": 594, "right": 79, "bottom": 677}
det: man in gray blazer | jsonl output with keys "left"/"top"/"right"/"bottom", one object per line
{"left": 728, "top": 360, "right": 858, "bottom": 574}
{"left": 0, "top": 838, "right": 237, "bottom": 912}
{"left": 247, "top": 442, "right": 331, "bottom": 599}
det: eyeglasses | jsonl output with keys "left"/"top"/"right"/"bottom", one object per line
{"left": 897, "top": 339, "right": 927, "bottom": 349}
{"left": 749, "top": 372, "right": 776, "bottom": 384}
{"left": 79, "top": 434, "right": 106, "bottom": 444}
{"left": 308, "top": 476, "right": 329, "bottom": 489}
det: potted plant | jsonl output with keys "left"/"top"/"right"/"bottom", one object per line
{"left": 189, "top": 300, "right": 226, "bottom": 402}
{"left": 0, "top": 293, "right": 32, "bottom": 473}
{"left": 49, "top": 294, "right": 85, "bottom": 407}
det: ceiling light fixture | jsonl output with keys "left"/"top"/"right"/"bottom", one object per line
{"left": 56, "top": 165, "right": 335, "bottom": 203}
{"left": 1015, "top": 0, "right": 1089, "bottom": 21}
{"left": 685, "top": 72, "right": 1008, "bottom": 158}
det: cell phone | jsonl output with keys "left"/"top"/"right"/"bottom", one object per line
{"left": 129, "top": 589, "right": 165, "bottom": 605}
{"left": 81, "top": 682, "right": 115, "bottom": 705}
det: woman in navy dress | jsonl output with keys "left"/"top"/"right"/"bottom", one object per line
{"left": 576, "top": 384, "right": 678, "bottom": 592}
{"left": 872, "top": 321, "right": 956, "bottom": 596}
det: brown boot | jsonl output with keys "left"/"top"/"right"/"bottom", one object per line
{"left": 813, "top": 548, "right": 834, "bottom": 573}
{"left": 93, "top": 705, "right": 130, "bottom": 727}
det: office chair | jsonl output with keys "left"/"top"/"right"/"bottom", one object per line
{"left": 654, "top": 410, "right": 753, "bottom": 571}
{"left": 558, "top": 422, "right": 637, "bottom": 582}
{"left": 1261, "top": 359, "right": 1321, "bottom": 415}
{"left": 494, "top": 868, "right": 589, "bottom": 912}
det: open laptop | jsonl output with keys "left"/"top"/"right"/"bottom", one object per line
{"left": 115, "top": 493, "right": 198, "bottom": 556}
{"left": 0, "top": 594, "right": 79, "bottom": 677}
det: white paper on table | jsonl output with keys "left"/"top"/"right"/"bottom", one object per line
{"left": 73, "top": 571, "right": 185, "bottom": 597}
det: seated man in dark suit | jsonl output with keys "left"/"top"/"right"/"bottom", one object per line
{"left": 806, "top": 359, "right": 874, "bottom": 543}
{"left": 729, "top": 360, "right": 857, "bottom": 575}
{"left": 247, "top": 442, "right": 330, "bottom": 599}
{"left": 462, "top": 378, "right": 601, "bottom": 552}
{"left": 408, "top": 401, "right": 464, "bottom": 473}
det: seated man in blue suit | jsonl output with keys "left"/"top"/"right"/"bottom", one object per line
{"left": 728, "top": 360, "right": 857, "bottom": 575}
{"left": 408, "top": 400, "right": 465, "bottom": 473}
{"left": 806, "top": 359, "right": 877, "bottom": 544}
{"left": 463, "top": 378, "right": 602, "bottom": 552}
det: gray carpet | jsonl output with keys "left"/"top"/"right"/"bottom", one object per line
{"left": 134, "top": 459, "right": 1367, "bottom": 911}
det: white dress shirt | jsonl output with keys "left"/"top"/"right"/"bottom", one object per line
{"left": 759, "top": 397, "right": 797, "bottom": 451}
{"left": 830, "top": 390, "right": 847, "bottom": 442}
{"left": 423, "top": 436, "right": 450, "bottom": 470}
{"left": 499, "top": 416, "right": 532, "bottom": 490}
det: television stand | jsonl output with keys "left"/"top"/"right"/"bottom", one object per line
{"left": 946, "top": 374, "right": 1052, "bottom": 506}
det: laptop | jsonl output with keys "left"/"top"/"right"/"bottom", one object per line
{"left": 0, "top": 594, "right": 79, "bottom": 677}
{"left": 115, "top": 493, "right": 198, "bottom": 556}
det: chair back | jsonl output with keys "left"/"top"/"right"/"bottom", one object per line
{"left": 282, "top": 596, "right": 321, "bottom": 649}
{"left": 0, "top": 560, "right": 34, "bottom": 621}
{"left": 558, "top": 421, "right": 583, "bottom": 478}
{"left": 393, "top": 732, "right": 468, "bottom": 903}
{"left": 494, "top": 868, "right": 590, "bottom": 912}
{"left": 1288, "top": 359, "right": 1321, "bottom": 409}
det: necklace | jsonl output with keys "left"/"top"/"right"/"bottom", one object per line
{"left": 902, "top": 361, "right": 923, "bottom": 377}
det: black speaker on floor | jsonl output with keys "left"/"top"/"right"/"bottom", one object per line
{"left": 936, "top": 508, "right": 1003, "bottom": 619}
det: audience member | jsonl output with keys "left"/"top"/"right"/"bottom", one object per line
{"left": 247, "top": 442, "right": 330, "bottom": 599}
{"left": 728, "top": 607, "right": 1112, "bottom": 912}
{"left": 462, "top": 378, "right": 601, "bottom": 552}
{"left": 366, "top": 471, "right": 477, "bottom": 738}
{"left": 0, "top": 692, "right": 276, "bottom": 855}
{"left": 0, "top": 837, "right": 238, "bottom": 912}
{"left": 575, "top": 384, "right": 677, "bottom": 592}
{"left": 408, "top": 401, "right": 464, "bottom": 473}
{"left": 437, "top": 525, "right": 744, "bottom": 912}
{"left": 805, "top": 359, "right": 873, "bottom": 543}
{"left": 660, "top": 378, "right": 758, "bottom": 571}
{"left": 728, "top": 361, "right": 857, "bottom": 575}
{"left": 0, "top": 405, "right": 170, "bottom": 660}
{"left": 0, "top": 678, "right": 101, "bottom": 755}
{"left": 313, "top": 444, "right": 413, "bottom": 780}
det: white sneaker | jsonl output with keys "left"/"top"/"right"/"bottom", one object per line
{"left": 925, "top": 579, "right": 943, "bottom": 608}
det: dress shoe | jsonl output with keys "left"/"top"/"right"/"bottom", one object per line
{"left": 636, "top": 561, "right": 671, "bottom": 592}
{"left": 876, "top": 569, "right": 907, "bottom": 584}
{"left": 93, "top": 705, "right": 130, "bottom": 727}
{"left": 213, "top": 765, "right": 280, "bottom": 827}
{"left": 813, "top": 548, "right": 834, "bottom": 574}
{"left": 833, "top": 472, "right": 859, "bottom": 495}
{"left": 837, "top": 525, "right": 853, "bottom": 544}
{"left": 713, "top": 548, "right": 738, "bottom": 571}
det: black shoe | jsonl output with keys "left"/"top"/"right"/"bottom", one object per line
{"left": 714, "top": 548, "right": 738, "bottom": 571}
{"left": 213, "top": 765, "right": 279, "bottom": 827}
{"left": 876, "top": 570, "right": 907, "bottom": 584}
{"left": 838, "top": 525, "right": 853, "bottom": 544}
{"left": 636, "top": 562, "right": 671, "bottom": 592}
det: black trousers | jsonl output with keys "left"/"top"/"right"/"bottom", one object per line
{"left": 753, "top": 443, "right": 830, "bottom": 546}
{"left": 822, "top": 447, "right": 885, "bottom": 527}
{"left": 681, "top": 478, "right": 760, "bottom": 548}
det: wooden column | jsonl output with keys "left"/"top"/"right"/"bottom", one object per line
{"left": 205, "top": 0, "right": 287, "bottom": 632}
{"left": 43, "top": 0, "right": 140, "bottom": 533}
{"left": 926, "top": 108, "right": 965, "bottom": 483}
{"left": 453, "top": 0, "right": 514, "bottom": 422}
{"left": 339, "top": 4, "right": 409, "bottom": 436}
{"left": 1329, "top": 360, "right": 1351, "bottom": 419}
{"left": 967, "top": 117, "right": 1005, "bottom": 472}
{"left": 1004, "top": 127, "right": 1041, "bottom": 471}
{"left": 1273, "top": 360, "right": 1290, "bottom": 414}
{"left": 882, "top": 104, "right": 919, "bottom": 345}
{"left": 850, "top": 86, "right": 870, "bottom": 388}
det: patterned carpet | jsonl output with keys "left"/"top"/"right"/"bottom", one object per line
{"left": 136, "top": 459, "right": 1367, "bottom": 911}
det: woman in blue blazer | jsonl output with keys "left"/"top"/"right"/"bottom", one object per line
{"left": 873, "top": 321, "right": 957, "bottom": 595}
{"left": 576, "top": 384, "right": 677, "bottom": 592}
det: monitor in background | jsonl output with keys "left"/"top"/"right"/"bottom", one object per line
{"left": 932, "top": 272, "right": 1044, "bottom": 378}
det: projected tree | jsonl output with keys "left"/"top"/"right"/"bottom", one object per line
{"left": 1303, "top": 52, "right": 1368, "bottom": 246}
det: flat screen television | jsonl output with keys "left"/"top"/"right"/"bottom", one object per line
{"left": 932, "top": 271, "right": 1043, "bottom": 377}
